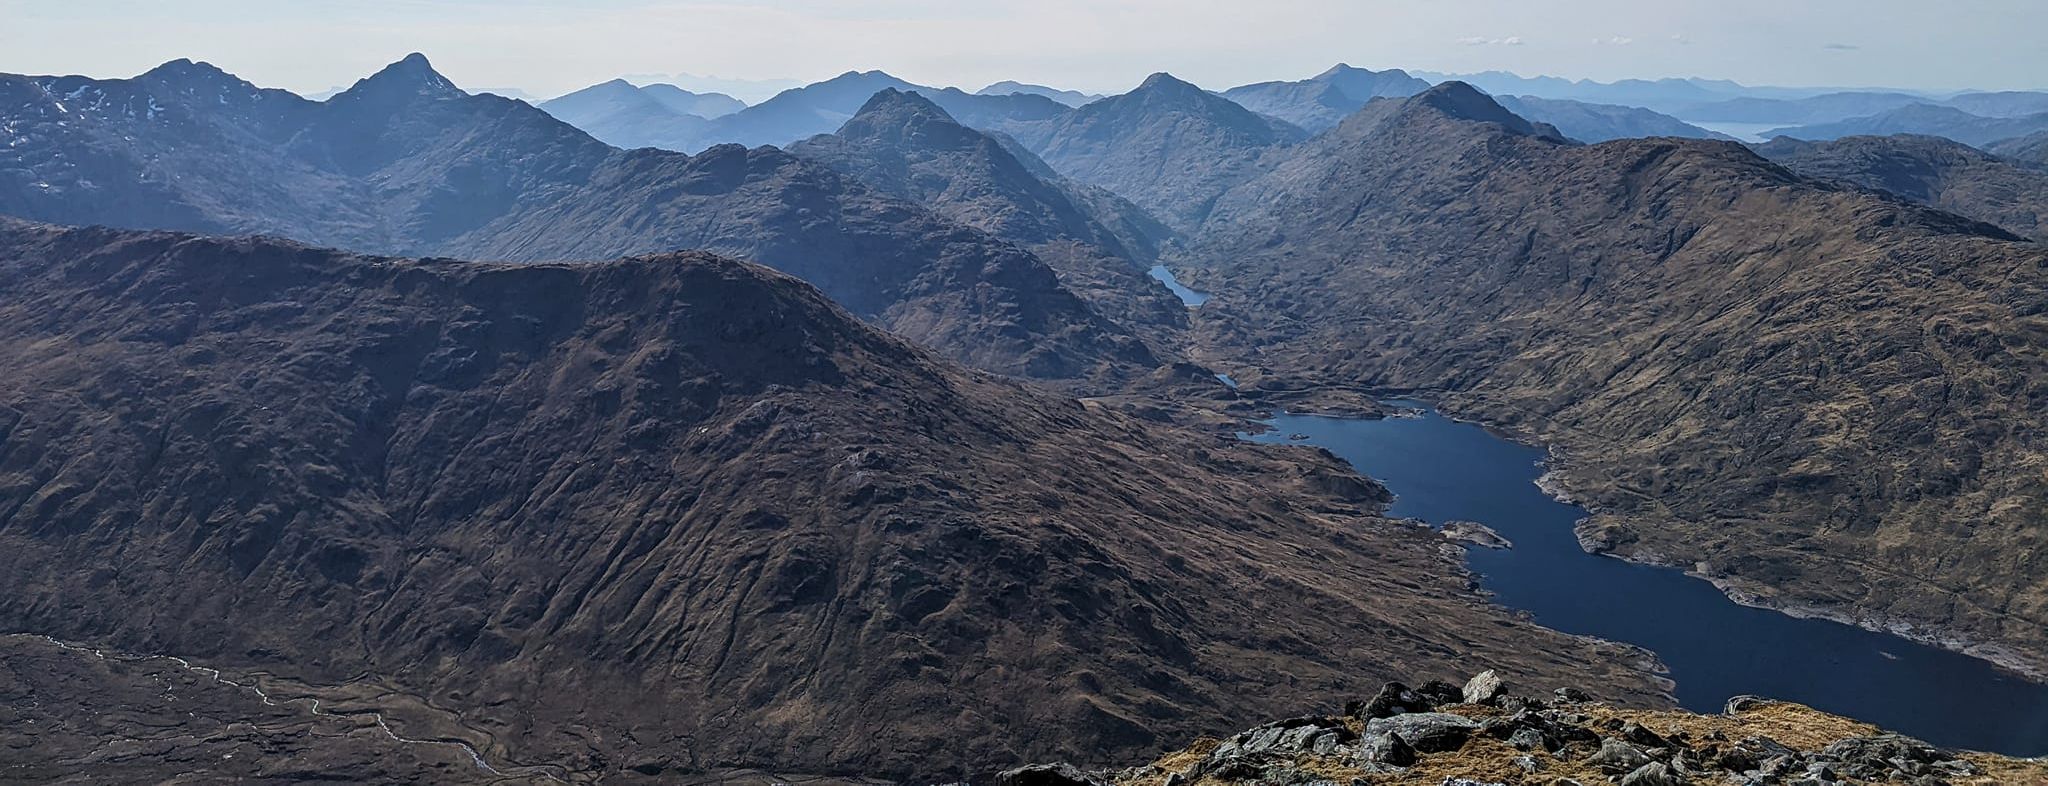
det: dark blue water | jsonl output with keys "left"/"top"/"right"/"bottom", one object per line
{"left": 1245, "top": 406, "right": 2048, "bottom": 756}
{"left": 1148, "top": 265, "right": 1209, "bottom": 307}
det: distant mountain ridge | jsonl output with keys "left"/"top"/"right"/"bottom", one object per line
{"left": 1009, "top": 72, "right": 1308, "bottom": 230}
{"left": 789, "top": 89, "right": 1188, "bottom": 342}
{"left": 1494, "top": 94, "right": 1731, "bottom": 143}
{"left": 1766, "top": 104, "right": 2048, "bottom": 147}
{"left": 1220, "top": 64, "right": 1431, "bottom": 131}
{"left": 977, "top": 80, "right": 1101, "bottom": 107}
{"left": 1755, "top": 134, "right": 2048, "bottom": 241}
{"left": 0, "top": 54, "right": 1158, "bottom": 385}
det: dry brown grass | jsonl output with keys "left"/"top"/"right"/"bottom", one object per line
{"left": 1118, "top": 699, "right": 2048, "bottom": 786}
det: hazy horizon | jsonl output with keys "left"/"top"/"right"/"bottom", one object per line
{"left": 3, "top": 0, "right": 2043, "bottom": 102}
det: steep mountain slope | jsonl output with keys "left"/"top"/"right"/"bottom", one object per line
{"left": 978, "top": 80, "right": 1101, "bottom": 107}
{"left": 0, "top": 56, "right": 1154, "bottom": 384}
{"left": 789, "top": 89, "right": 1187, "bottom": 338}
{"left": 1494, "top": 95, "right": 1729, "bottom": 143}
{"left": 1990, "top": 129, "right": 2048, "bottom": 168}
{"left": 1018, "top": 73, "right": 1308, "bottom": 231}
{"left": 0, "top": 219, "right": 1666, "bottom": 782}
{"left": 1756, "top": 134, "right": 2048, "bottom": 241}
{"left": 1767, "top": 104, "right": 2048, "bottom": 147}
{"left": 536, "top": 79, "right": 713, "bottom": 150}
{"left": 1221, "top": 64, "right": 1431, "bottom": 132}
{"left": 1191, "top": 82, "right": 2048, "bottom": 676}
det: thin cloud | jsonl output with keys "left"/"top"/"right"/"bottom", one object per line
{"left": 1823, "top": 42, "right": 1861, "bottom": 51}
{"left": 1592, "top": 36, "right": 1635, "bottom": 45}
{"left": 1458, "top": 35, "right": 1524, "bottom": 46}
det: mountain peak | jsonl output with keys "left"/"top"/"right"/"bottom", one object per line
{"left": 139, "top": 58, "right": 239, "bottom": 86}
{"left": 853, "top": 87, "right": 948, "bottom": 118}
{"left": 1137, "top": 72, "right": 1202, "bottom": 93}
{"left": 1407, "top": 81, "right": 1545, "bottom": 134}
{"left": 342, "top": 52, "right": 460, "bottom": 99}
{"left": 835, "top": 87, "right": 980, "bottom": 147}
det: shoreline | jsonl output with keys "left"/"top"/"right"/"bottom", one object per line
{"left": 1247, "top": 390, "right": 2048, "bottom": 688}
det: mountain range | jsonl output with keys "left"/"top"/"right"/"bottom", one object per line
{"left": 977, "top": 80, "right": 1101, "bottom": 107}
{"left": 536, "top": 79, "right": 744, "bottom": 150}
{"left": 0, "top": 54, "right": 1162, "bottom": 386}
{"left": 1766, "top": 103, "right": 2048, "bottom": 147}
{"left": 1188, "top": 82, "right": 2048, "bottom": 677}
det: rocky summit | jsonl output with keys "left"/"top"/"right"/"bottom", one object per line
{"left": 1002, "top": 674, "right": 2048, "bottom": 786}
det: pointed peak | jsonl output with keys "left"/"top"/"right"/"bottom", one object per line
{"left": 1138, "top": 72, "right": 1201, "bottom": 92}
{"left": 1315, "top": 63, "right": 1363, "bottom": 79}
{"left": 342, "top": 53, "right": 460, "bottom": 99}
{"left": 837, "top": 88, "right": 976, "bottom": 144}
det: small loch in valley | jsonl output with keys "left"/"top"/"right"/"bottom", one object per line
{"left": 1148, "top": 265, "right": 1210, "bottom": 307}
{"left": 1244, "top": 405, "right": 2048, "bottom": 756}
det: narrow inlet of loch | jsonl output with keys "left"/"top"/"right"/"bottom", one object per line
{"left": 1244, "top": 406, "right": 2048, "bottom": 756}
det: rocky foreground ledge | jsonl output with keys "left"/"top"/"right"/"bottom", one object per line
{"left": 998, "top": 673, "right": 2047, "bottom": 786}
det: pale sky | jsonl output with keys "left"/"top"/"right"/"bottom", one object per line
{"left": 3, "top": 0, "right": 2042, "bottom": 100}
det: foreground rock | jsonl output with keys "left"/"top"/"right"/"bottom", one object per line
{"left": 1019, "top": 676, "right": 2047, "bottom": 785}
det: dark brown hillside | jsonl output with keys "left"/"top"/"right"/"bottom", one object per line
{"left": 1190, "top": 82, "right": 2048, "bottom": 675}
{"left": 1755, "top": 134, "right": 2048, "bottom": 241}
{"left": 0, "top": 220, "right": 1664, "bottom": 782}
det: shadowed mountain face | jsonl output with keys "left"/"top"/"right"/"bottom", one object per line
{"left": 1766, "top": 104, "right": 2048, "bottom": 147}
{"left": 1190, "top": 82, "right": 2048, "bottom": 675}
{"left": 1011, "top": 73, "right": 1308, "bottom": 231}
{"left": 790, "top": 89, "right": 1186, "bottom": 343}
{"left": 1494, "top": 95, "right": 1730, "bottom": 143}
{"left": 1221, "top": 64, "right": 1431, "bottom": 132}
{"left": 1757, "top": 134, "right": 2048, "bottom": 241}
{"left": 0, "top": 219, "right": 1666, "bottom": 782}
{"left": 0, "top": 55, "right": 1159, "bottom": 385}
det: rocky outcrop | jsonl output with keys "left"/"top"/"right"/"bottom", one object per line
{"left": 1022, "top": 676, "right": 2044, "bottom": 785}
